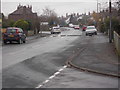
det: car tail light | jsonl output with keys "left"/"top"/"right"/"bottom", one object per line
{"left": 16, "top": 29, "right": 19, "bottom": 34}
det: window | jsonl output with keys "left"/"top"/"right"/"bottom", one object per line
{"left": 6, "top": 29, "right": 17, "bottom": 33}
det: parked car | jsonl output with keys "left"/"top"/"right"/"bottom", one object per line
{"left": 74, "top": 25, "right": 80, "bottom": 29}
{"left": 82, "top": 25, "right": 87, "bottom": 31}
{"left": 85, "top": 26, "right": 97, "bottom": 36}
{"left": 3, "top": 27, "right": 26, "bottom": 44}
{"left": 51, "top": 27, "right": 61, "bottom": 34}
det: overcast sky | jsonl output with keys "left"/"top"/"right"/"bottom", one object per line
{"left": 2, "top": 0, "right": 114, "bottom": 17}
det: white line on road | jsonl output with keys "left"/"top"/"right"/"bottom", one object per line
{"left": 54, "top": 72, "right": 60, "bottom": 75}
{"left": 35, "top": 65, "right": 67, "bottom": 88}
{"left": 43, "top": 80, "right": 50, "bottom": 84}
{"left": 58, "top": 68, "right": 64, "bottom": 72}
{"left": 49, "top": 75, "right": 55, "bottom": 79}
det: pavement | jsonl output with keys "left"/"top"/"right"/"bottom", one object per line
{"left": 71, "top": 33, "right": 119, "bottom": 76}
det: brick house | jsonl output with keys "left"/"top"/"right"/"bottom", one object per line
{"left": 8, "top": 4, "right": 39, "bottom": 34}
{"left": 8, "top": 4, "right": 38, "bottom": 21}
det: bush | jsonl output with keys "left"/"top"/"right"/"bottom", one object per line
{"left": 99, "top": 17, "right": 120, "bottom": 35}
{"left": 13, "top": 19, "right": 29, "bottom": 31}
{"left": 99, "top": 22, "right": 106, "bottom": 33}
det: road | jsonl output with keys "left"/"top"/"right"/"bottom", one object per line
{"left": 2, "top": 27, "right": 82, "bottom": 88}
{"left": 1, "top": 27, "right": 119, "bottom": 88}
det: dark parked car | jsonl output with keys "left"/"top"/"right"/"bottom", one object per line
{"left": 3, "top": 27, "right": 26, "bottom": 44}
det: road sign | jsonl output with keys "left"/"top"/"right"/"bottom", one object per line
{"left": 41, "top": 22, "right": 49, "bottom": 25}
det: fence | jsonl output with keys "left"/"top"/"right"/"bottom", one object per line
{"left": 114, "top": 31, "right": 120, "bottom": 56}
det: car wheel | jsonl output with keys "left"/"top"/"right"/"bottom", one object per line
{"left": 95, "top": 32, "right": 97, "bottom": 35}
{"left": 23, "top": 40, "right": 26, "bottom": 43}
{"left": 86, "top": 33, "right": 88, "bottom": 36}
{"left": 18, "top": 39, "right": 22, "bottom": 44}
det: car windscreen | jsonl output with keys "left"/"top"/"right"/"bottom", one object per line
{"left": 6, "top": 29, "right": 17, "bottom": 33}
{"left": 53, "top": 28, "right": 59, "bottom": 29}
{"left": 87, "top": 27, "right": 95, "bottom": 29}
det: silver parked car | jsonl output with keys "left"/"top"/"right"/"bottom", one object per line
{"left": 85, "top": 26, "right": 97, "bottom": 36}
{"left": 51, "top": 26, "right": 61, "bottom": 34}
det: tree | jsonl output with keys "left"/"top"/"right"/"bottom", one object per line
{"left": 8, "top": 20, "right": 15, "bottom": 27}
{"left": 13, "top": 19, "right": 29, "bottom": 35}
{"left": 42, "top": 7, "right": 57, "bottom": 17}
{"left": 13, "top": 19, "right": 29, "bottom": 30}
{"left": 41, "top": 7, "right": 59, "bottom": 27}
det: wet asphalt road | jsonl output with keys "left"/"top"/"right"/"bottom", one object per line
{"left": 1, "top": 27, "right": 119, "bottom": 88}
{"left": 2, "top": 27, "right": 82, "bottom": 88}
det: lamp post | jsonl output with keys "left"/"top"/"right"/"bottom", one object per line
{"left": 109, "top": 0, "right": 112, "bottom": 43}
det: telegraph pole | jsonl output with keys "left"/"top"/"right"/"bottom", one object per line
{"left": 97, "top": 0, "right": 98, "bottom": 13}
{"left": 109, "top": 0, "right": 112, "bottom": 43}
{"left": 98, "top": 3, "right": 101, "bottom": 12}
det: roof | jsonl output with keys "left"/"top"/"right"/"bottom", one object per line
{"left": 10, "top": 6, "right": 33, "bottom": 15}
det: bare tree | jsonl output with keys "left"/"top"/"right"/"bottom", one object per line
{"left": 42, "top": 7, "right": 57, "bottom": 17}
{"left": 41, "top": 7, "right": 59, "bottom": 28}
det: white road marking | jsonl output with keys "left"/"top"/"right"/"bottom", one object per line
{"left": 58, "top": 68, "right": 64, "bottom": 72}
{"left": 35, "top": 65, "right": 67, "bottom": 88}
{"left": 54, "top": 72, "right": 60, "bottom": 75}
{"left": 44, "top": 80, "right": 50, "bottom": 83}
{"left": 36, "top": 85, "right": 43, "bottom": 88}
{"left": 49, "top": 75, "right": 55, "bottom": 79}
{"left": 63, "top": 65, "right": 67, "bottom": 68}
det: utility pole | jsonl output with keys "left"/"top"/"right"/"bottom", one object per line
{"left": 98, "top": 3, "right": 101, "bottom": 12}
{"left": 97, "top": 0, "right": 98, "bottom": 13}
{"left": 109, "top": 0, "right": 112, "bottom": 43}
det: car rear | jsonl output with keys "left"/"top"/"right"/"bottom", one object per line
{"left": 51, "top": 27, "right": 61, "bottom": 34}
{"left": 3, "top": 27, "right": 26, "bottom": 44}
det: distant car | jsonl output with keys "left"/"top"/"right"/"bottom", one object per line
{"left": 82, "top": 26, "right": 87, "bottom": 31}
{"left": 51, "top": 27, "right": 61, "bottom": 34}
{"left": 85, "top": 26, "right": 97, "bottom": 36}
{"left": 74, "top": 25, "right": 80, "bottom": 29}
{"left": 3, "top": 27, "right": 26, "bottom": 44}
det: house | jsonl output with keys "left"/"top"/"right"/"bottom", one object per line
{"left": 8, "top": 4, "right": 38, "bottom": 21}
